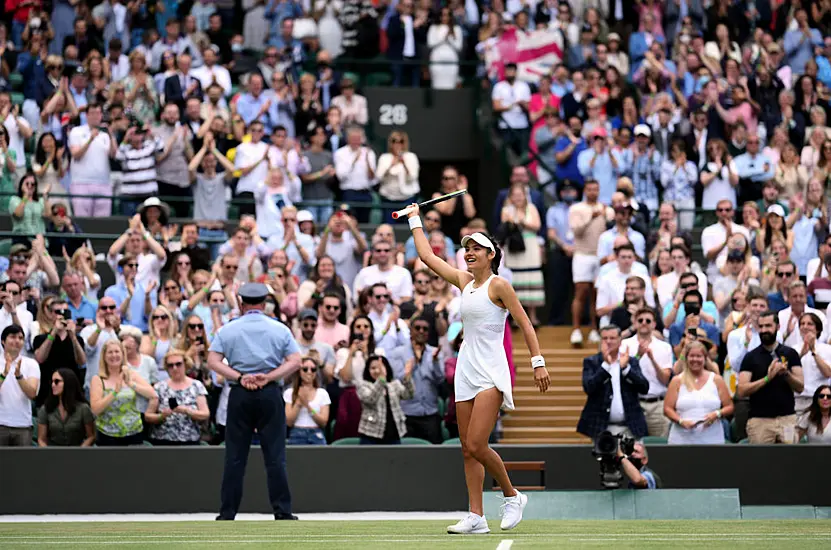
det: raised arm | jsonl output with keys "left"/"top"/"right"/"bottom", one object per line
{"left": 406, "top": 204, "right": 470, "bottom": 290}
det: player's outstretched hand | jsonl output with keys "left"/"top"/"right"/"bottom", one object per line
{"left": 534, "top": 366, "right": 550, "bottom": 393}
{"left": 406, "top": 203, "right": 420, "bottom": 219}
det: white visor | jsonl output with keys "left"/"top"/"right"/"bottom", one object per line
{"left": 461, "top": 232, "right": 495, "bottom": 252}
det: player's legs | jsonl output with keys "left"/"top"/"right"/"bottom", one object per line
{"left": 456, "top": 399, "right": 485, "bottom": 516}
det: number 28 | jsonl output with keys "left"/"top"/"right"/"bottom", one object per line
{"left": 379, "top": 104, "right": 408, "bottom": 126}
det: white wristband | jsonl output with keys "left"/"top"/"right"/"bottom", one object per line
{"left": 531, "top": 355, "right": 545, "bottom": 369}
{"left": 408, "top": 216, "right": 423, "bottom": 230}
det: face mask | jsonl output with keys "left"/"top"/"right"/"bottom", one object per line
{"left": 231, "top": 43, "right": 243, "bottom": 53}
{"left": 561, "top": 193, "right": 578, "bottom": 204}
{"left": 759, "top": 331, "right": 777, "bottom": 346}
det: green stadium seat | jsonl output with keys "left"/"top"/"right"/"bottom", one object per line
{"left": 441, "top": 437, "right": 462, "bottom": 445}
{"left": 10, "top": 92, "right": 23, "bottom": 106}
{"left": 365, "top": 72, "right": 392, "bottom": 87}
{"left": 400, "top": 437, "right": 432, "bottom": 445}
{"left": 437, "top": 397, "right": 447, "bottom": 418}
{"left": 641, "top": 436, "right": 668, "bottom": 445}
{"left": 331, "top": 437, "right": 361, "bottom": 446}
{"left": 440, "top": 422, "right": 450, "bottom": 442}
{"left": 8, "top": 73, "right": 22, "bottom": 91}
{"left": 737, "top": 438, "right": 749, "bottom": 444}
{"left": 142, "top": 440, "right": 154, "bottom": 446}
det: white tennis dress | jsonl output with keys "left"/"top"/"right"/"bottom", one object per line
{"left": 455, "top": 275, "right": 514, "bottom": 410}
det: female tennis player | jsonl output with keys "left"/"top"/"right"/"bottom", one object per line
{"left": 406, "top": 204, "right": 550, "bottom": 534}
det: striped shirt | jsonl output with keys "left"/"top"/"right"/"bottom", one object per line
{"left": 116, "top": 138, "right": 164, "bottom": 196}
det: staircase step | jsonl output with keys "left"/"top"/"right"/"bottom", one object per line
{"left": 503, "top": 416, "right": 578, "bottom": 428}
{"left": 504, "top": 406, "right": 583, "bottom": 417}
{"left": 512, "top": 395, "right": 586, "bottom": 406}
{"left": 499, "top": 437, "right": 591, "bottom": 445}
{"left": 502, "top": 426, "right": 585, "bottom": 438}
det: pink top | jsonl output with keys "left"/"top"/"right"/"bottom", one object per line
{"left": 721, "top": 102, "right": 757, "bottom": 135}
{"left": 314, "top": 322, "right": 350, "bottom": 348}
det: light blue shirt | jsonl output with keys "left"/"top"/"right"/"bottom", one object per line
{"left": 545, "top": 204, "right": 574, "bottom": 247}
{"left": 577, "top": 148, "right": 625, "bottom": 205}
{"left": 263, "top": 89, "right": 297, "bottom": 137}
{"left": 210, "top": 310, "right": 301, "bottom": 374}
{"left": 389, "top": 344, "right": 445, "bottom": 417}
{"left": 733, "top": 152, "right": 775, "bottom": 182}
{"left": 784, "top": 28, "right": 823, "bottom": 75}
{"left": 104, "top": 282, "right": 157, "bottom": 333}
{"left": 264, "top": 0, "right": 303, "bottom": 41}
{"left": 661, "top": 301, "right": 720, "bottom": 328}
{"left": 265, "top": 232, "right": 317, "bottom": 279}
{"left": 790, "top": 213, "right": 821, "bottom": 276}
{"left": 236, "top": 92, "right": 290, "bottom": 135}
{"left": 68, "top": 296, "right": 98, "bottom": 322}
{"left": 660, "top": 160, "right": 697, "bottom": 202}
{"left": 597, "top": 226, "right": 646, "bottom": 260}
{"left": 817, "top": 55, "right": 831, "bottom": 89}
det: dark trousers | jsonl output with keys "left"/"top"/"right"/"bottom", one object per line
{"left": 499, "top": 127, "right": 530, "bottom": 156}
{"left": 120, "top": 194, "right": 152, "bottom": 217}
{"left": 158, "top": 181, "right": 193, "bottom": 218}
{"left": 391, "top": 58, "right": 420, "bottom": 87}
{"left": 236, "top": 191, "right": 256, "bottom": 218}
{"left": 404, "top": 414, "right": 442, "bottom": 444}
{"left": 95, "top": 431, "right": 144, "bottom": 446}
{"left": 220, "top": 384, "right": 291, "bottom": 519}
{"left": 547, "top": 248, "right": 573, "bottom": 325}
{"left": 341, "top": 189, "right": 374, "bottom": 223}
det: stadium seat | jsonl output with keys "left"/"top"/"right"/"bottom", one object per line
{"left": 8, "top": 73, "right": 22, "bottom": 91}
{"left": 331, "top": 437, "right": 361, "bottom": 446}
{"left": 641, "top": 436, "right": 668, "bottom": 445}
{"left": 400, "top": 437, "right": 432, "bottom": 445}
{"left": 737, "top": 438, "right": 749, "bottom": 444}
{"left": 441, "top": 437, "right": 462, "bottom": 445}
{"left": 142, "top": 440, "right": 153, "bottom": 446}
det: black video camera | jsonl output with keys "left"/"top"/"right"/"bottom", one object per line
{"left": 592, "top": 430, "right": 636, "bottom": 489}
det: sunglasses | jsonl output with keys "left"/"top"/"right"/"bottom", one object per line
{"left": 717, "top": 207, "right": 733, "bottom": 213}
{"left": 412, "top": 325, "right": 430, "bottom": 332}
{"left": 682, "top": 283, "right": 697, "bottom": 289}
{"left": 374, "top": 294, "right": 390, "bottom": 300}
{"left": 51, "top": 379, "right": 63, "bottom": 385}
{"left": 223, "top": 265, "right": 239, "bottom": 271}
{"left": 52, "top": 308, "right": 68, "bottom": 315}
{"left": 324, "top": 305, "right": 340, "bottom": 311}
{"left": 152, "top": 315, "right": 168, "bottom": 320}
{"left": 125, "top": 263, "right": 138, "bottom": 268}
{"left": 100, "top": 305, "right": 117, "bottom": 311}
{"left": 819, "top": 394, "right": 831, "bottom": 399}
{"left": 189, "top": 323, "right": 204, "bottom": 329}
{"left": 166, "top": 361, "right": 184, "bottom": 368}
{"left": 391, "top": 138, "right": 404, "bottom": 144}
{"left": 374, "top": 249, "right": 391, "bottom": 254}
{"left": 415, "top": 279, "right": 430, "bottom": 285}
{"left": 777, "top": 271, "right": 794, "bottom": 277}
{"left": 637, "top": 318, "right": 653, "bottom": 324}
{"left": 177, "top": 261, "right": 191, "bottom": 266}
{"left": 301, "top": 367, "right": 317, "bottom": 373}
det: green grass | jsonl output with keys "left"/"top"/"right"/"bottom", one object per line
{"left": 0, "top": 520, "right": 829, "bottom": 549}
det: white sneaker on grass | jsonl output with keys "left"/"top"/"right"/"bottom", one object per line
{"left": 588, "top": 329, "right": 601, "bottom": 344}
{"left": 447, "top": 513, "right": 490, "bottom": 534}
{"left": 570, "top": 329, "right": 583, "bottom": 345}
{"left": 500, "top": 490, "right": 528, "bottom": 530}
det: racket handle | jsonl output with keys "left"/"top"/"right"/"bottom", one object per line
{"left": 392, "top": 205, "right": 415, "bottom": 220}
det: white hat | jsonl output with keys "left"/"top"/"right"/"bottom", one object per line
{"left": 460, "top": 232, "right": 495, "bottom": 252}
{"left": 634, "top": 124, "right": 652, "bottom": 137}
{"left": 767, "top": 204, "right": 786, "bottom": 218}
{"left": 296, "top": 210, "right": 314, "bottom": 223}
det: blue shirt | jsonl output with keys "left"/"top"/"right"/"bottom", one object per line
{"left": 662, "top": 301, "right": 721, "bottom": 328}
{"left": 263, "top": 89, "right": 297, "bottom": 137}
{"left": 625, "top": 148, "right": 662, "bottom": 208}
{"left": 236, "top": 93, "right": 278, "bottom": 134}
{"left": 767, "top": 291, "right": 815, "bottom": 313}
{"left": 597, "top": 226, "right": 646, "bottom": 260}
{"left": 578, "top": 148, "right": 625, "bottom": 204}
{"left": 104, "top": 282, "right": 157, "bottom": 333}
{"left": 817, "top": 55, "right": 831, "bottom": 89}
{"left": 210, "top": 310, "right": 300, "bottom": 374}
{"left": 16, "top": 52, "right": 48, "bottom": 104}
{"left": 784, "top": 28, "right": 823, "bottom": 75}
{"left": 389, "top": 344, "right": 445, "bottom": 417}
{"left": 68, "top": 296, "right": 98, "bottom": 322}
{"left": 669, "top": 319, "right": 721, "bottom": 348}
{"left": 265, "top": 232, "right": 317, "bottom": 279}
{"left": 545, "top": 204, "right": 574, "bottom": 247}
{"left": 733, "top": 152, "right": 776, "bottom": 182}
{"left": 553, "top": 136, "right": 587, "bottom": 187}
{"left": 264, "top": 0, "right": 303, "bottom": 41}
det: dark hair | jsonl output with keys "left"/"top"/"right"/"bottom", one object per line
{"left": 759, "top": 309, "right": 779, "bottom": 325}
{"left": 363, "top": 354, "right": 393, "bottom": 383}
{"left": 600, "top": 324, "right": 621, "bottom": 336}
{"left": 614, "top": 242, "right": 636, "bottom": 256}
{"left": 1, "top": 324, "right": 24, "bottom": 343}
{"left": 16, "top": 171, "right": 38, "bottom": 201}
{"left": 763, "top": 210, "right": 788, "bottom": 251}
{"left": 635, "top": 307, "right": 655, "bottom": 321}
{"left": 290, "top": 356, "right": 321, "bottom": 404}
{"left": 349, "top": 315, "right": 376, "bottom": 355}
{"left": 86, "top": 102, "right": 103, "bottom": 114}
{"left": 466, "top": 233, "right": 502, "bottom": 275}
{"left": 683, "top": 289, "right": 703, "bottom": 305}
{"left": 44, "top": 368, "right": 86, "bottom": 417}
{"left": 34, "top": 132, "right": 60, "bottom": 168}
{"left": 800, "top": 312, "right": 824, "bottom": 335}
{"left": 808, "top": 385, "right": 831, "bottom": 434}
{"left": 669, "top": 244, "right": 690, "bottom": 260}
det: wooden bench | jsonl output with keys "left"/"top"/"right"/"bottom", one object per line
{"left": 492, "top": 461, "right": 545, "bottom": 491}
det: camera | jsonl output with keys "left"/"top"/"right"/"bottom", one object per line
{"left": 685, "top": 302, "right": 700, "bottom": 316}
{"left": 592, "top": 430, "right": 636, "bottom": 489}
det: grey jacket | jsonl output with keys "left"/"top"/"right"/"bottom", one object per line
{"left": 355, "top": 376, "right": 415, "bottom": 439}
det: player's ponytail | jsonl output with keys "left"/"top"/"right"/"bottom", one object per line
{"left": 486, "top": 234, "right": 502, "bottom": 275}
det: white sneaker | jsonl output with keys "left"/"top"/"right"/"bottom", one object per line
{"left": 570, "top": 329, "right": 584, "bottom": 345}
{"left": 447, "top": 513, "right": 490, "bottom": 534}
{"left": 588, "top": 329, "right": 601, "bottom": 344}
{"left": 500, "top": 490, "right": 528, "bottom": 530}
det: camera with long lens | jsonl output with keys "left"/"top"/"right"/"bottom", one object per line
{"left": 592, "top": 430, "right": 636, "bottom": 489}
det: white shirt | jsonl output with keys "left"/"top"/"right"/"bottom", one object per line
{"left": 353, "top": 264, "right": 414, "bottom": 302}
{"left": 778, "top": 306, "right": 828, "bottom": 348}
{"left": 656, "top": 270, "right": 708, "bottom": 310}
{"left": 283, "top": 387, "right": 331, "bottom": 429}
{"left": 108, "top": 251, "right": 163, "bottom": 288}
{"left": 109, "top": 54, "right": 130, "bottom": 82}
{"left": 402, "top": 14, "right": 416, "bottom": 57}
{"left": 190, "top": 64, "right": 232, "bottom": 96}
{"left": 367, "top": 308, "right": 411, "bottom": 354}
{"left": 69, "top": 125, "right": 112, "bottom": 185}
{"left": 806, "top": 258, "right": 829, "bottom": 287}
{"left": 0, "top": 355, "right": 39, "bottom": 428}
{"left": 234, "top": 141, "right": 270, "bottom": 194}
{"left": 602, "top": 353, "right": 629, "bottom": 423}
{"left": 0, "top": 304, "right": 33, "bottom": 349}
{"left": 334, "top": 146, "right": 377, "bottom": 191}
{"left": 375, "top": 151, "right": 420, "bottom": 201}
{"left": 4, "top": 115, "right": 30, "bottom": 168}
{"left": 622, "top": 336, "right": 672, "bottom": 398}
{"left": 700, "top": 222, "right": 750, "bottom": 279}
{"left": 80, "top": 325, "right": 119, "bottom": 389}
{"left": 595, "top": 266, "right": 655, "bottom": 326}
{"left": 492, "top": 79, "right": 531, "bottom": 129}
{"left": 797, "top": 342, "right": 831, "bottom": 399}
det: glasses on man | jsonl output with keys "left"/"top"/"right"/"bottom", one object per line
{"left": 374, "top": 294, "right": 390, "bottom": 300}
{"left": 682, "top": 283, "right": 697, "bottom": 289}
{"left": 637, "top": 318, "right": 653, "bottom": 325}
{"left": 166, "top": 361, "right": 185, "bottom": 368}
{"left": 324, "top": 305, "right": 340, "bottom": 311}
{"left": 374, "top": 248, "right": 391, "bottom": 254}
{"left": 301, "top": 322, "right": 317, "bottom": 328}
{"left": 777, "top": 271, "right": 794, "bottom": 278}
{"left": 126, "top": 263, "right": 139, "bottom": 268}
{"left": 100, "top": 305, "right": 117, "bottom": 311}
{"left": 412, "top": 325, "right": 430, "bottom": 332}
{"left": 717, "top": 207, "right": 733, "bottom": 213}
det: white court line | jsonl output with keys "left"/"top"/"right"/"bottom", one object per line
{"left": 496, "top": 540, "right": 514, "bottom": 550}
{"left": 3, "top": 533, "right": 829, "bottom": 540}
{"left": 0, "top": 512, "right": 465, "bottom": 523}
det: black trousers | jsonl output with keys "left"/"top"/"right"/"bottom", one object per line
{"left": 158, "top": 181, "right": 193, "bottom": 218}
{"left": 547, "top": 247, "right": 573, "bottom": 325}
{"left": 220, "top": 384, "right": 291, "bottom": 519}
{"left": 236, "top": 191, "right": 256, "bottom": 218}
{"left": 404, "top": 414, "right": 443, "bottom": 444}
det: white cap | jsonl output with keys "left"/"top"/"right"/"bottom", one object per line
{"left": 296, "top": 210, "right": 314, "bottom": 223}
{"left": 634, "top": 124, "right": 651, "bottom": 137}
{"left": 460, "top": 232, "right": 495, "bottom": 252}
{"left": 767, "top": 204, "right": 786, "bottom": 218}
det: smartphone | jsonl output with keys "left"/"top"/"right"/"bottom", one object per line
{"left": 168, "top": 397, "right": 179, "bottom": 410}
{"left": 76, "top": 317, "right": 85, "bottom": 326}
{"left": 196, "top": 336, "right": 205, "bottom": 345}
{"left": 61, "top": 309, "right": 72, "bottom": 320}
{"left": 687, "top": 328, "right": 698, "bottom": 337}
{"left": 353, "top": 333, "right": 364, "bottom": 341}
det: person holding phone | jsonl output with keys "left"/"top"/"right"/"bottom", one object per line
{"left": 333, "top": 315, "right": 379, "bottom": 441}
{"left": 32, "top": 300, "right": 86, "bottom": 406}
{"left": 144, "top": 349, "right": 210, "bottom": 446}
{"left": 664, "top": 342, "right": 734, "bottom": 444}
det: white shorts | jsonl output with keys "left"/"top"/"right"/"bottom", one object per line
{"left": 572, "top": 253, "right": 600, "bottom": 284}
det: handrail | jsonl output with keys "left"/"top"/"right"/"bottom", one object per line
{"left": 0, "top": 230, "right": 230, "bottom": 243}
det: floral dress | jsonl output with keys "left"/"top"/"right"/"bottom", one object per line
{"left": 0, "top": 149, "right": 16, "bottom": 213}
{"left": 123, "top": 75, "right": 159, "bottom": 127}
{"left": 149, "top": 379, "right": 208, "bottom": 443}
{"left": 96, "top": 385, "right": 143, "bottom": 438}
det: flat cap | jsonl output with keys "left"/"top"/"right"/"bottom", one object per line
{"left": 239, "top": 282, "right": 269, "bottom": 304}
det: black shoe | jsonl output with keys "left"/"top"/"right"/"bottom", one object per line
{"left": 215, "top": 515, "right": 234, "bottom": 521}
{"left": 274, "top": 513, "right": 299, "bottom": 520}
